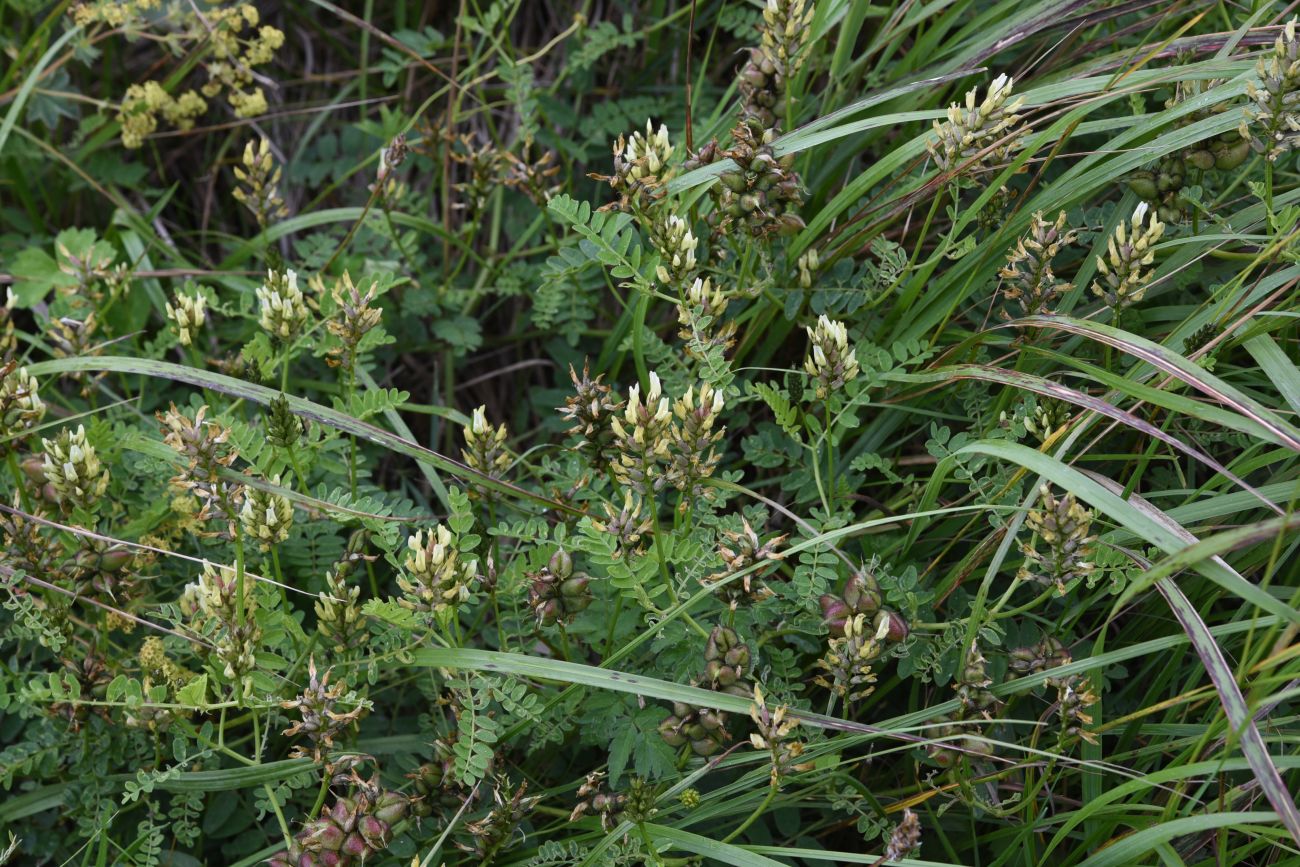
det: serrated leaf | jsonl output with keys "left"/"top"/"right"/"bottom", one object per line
{"left": 361, "top": 598, "right": 419, "bottom": 630}
{"left": 175, "top": 674, "right": 208, "bottom": 709}
{"left": 6, "top": 247, "right": 73, "bottom": 307}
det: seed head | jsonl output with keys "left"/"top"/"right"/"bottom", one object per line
{"left": 819, "top": 567, "right": 883, "bottom": 636}
{"left": 701, "top": 120, "right": 805, "bottom": 238}
{"left": 659, "top": 700, "right": 730, "bottom": 756}
{"left": 704, "top": 518, "right": 788, "bottom": 606}
{"left": 1009, "top": 636, "right": 1071, "bottom": 677}
{"left": 529, "top": 548, "right": 594, "bottom": 626}
{"left": 705, "top": 625, "right": 752, "bottom": 693}
{"left": 1019, "top": 485, "right": 1097, "bottom": 594}
{"left": 739, "top": 0, "right": 815, "bottom": 130}
{"left": 460, "top": 778, "right": 540, "bottom": 859}
{"left": 885, "top": 810, "right": 922, "bottom": 861}
{"left": 558, "top": 362, "right": 623, "bottom": 470}
{"left": 569, "top": 771, "right": 627, "bottom": 831}
{"left": 999, "top": 211, "right": 1076, "bottom": 318}
{"left": 281, "top": 658, "right": 366, "bottom": 763}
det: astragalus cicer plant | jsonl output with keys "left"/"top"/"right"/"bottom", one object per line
{"left": 1, "top": 3, "right": 1299, "bottom": 866}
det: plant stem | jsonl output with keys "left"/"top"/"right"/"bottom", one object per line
{"left": 722, "top": 781, "right": 778, "bottom": 843}
{"left": 233, "top": 525, "right": 247, "bottom": 624}
{"left": 6, "top": 450, "right": 33, "bottom": 513}
{"left": 346, "top": 363, "right": 358, "bottom": 498}
{"left": 649, "top": 499, "right": 709, "bottom": 639}
{"left": 252, "top": 705, "right": 262, "bottom": 762}
{"left": 264, "top": 782, "right": 293, "bottom": 849}
{"left": 632, "top": 292, "right": 651, "bottom": 391}
{"left": 824, "top": 401, "right": 834, "bottom": 505}
{"left": 285, "top": 442, "right": 308, "bottom": 491}
{"left": 602, "top": 596, "right": 624, "bottom": 659}
{"left": 309, "top": 772, "right": 331, "bottom": 820}
{"left": 270, "top": 546, "right": 288, "bottom": 611}
{"left": 637, "top": 823, "right": 667, "bottom": 867}
{"left": 1264, "top": 160, "right": 1274, "bottom": 217}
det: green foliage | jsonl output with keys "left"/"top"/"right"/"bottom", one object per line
{"left": 2, "top": 1, "right": 1300, "bottom": 866}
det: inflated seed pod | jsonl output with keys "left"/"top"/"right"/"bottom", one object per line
{"left": 1126, "top": 170, "right": 1158, "bottom": 200}
{"left": 1184, "top": 148, "right": 1215, "bottom": 171}
{"left": 20, "top": 455, "right": 45, "bottom": 484}
{"left": 704, "top": 626, "right": 751, "bottom": 689}
{"left": 1212, "top": 137, "right": 1251, "bottom": 170}
{"left": 875, "top": 610, "right": 910, "bottom": 643}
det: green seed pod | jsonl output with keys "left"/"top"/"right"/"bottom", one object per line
{"left": 658, "top": 716, "right": 687, "bottom": 747}
{"left": 1184, "top": 148, "right": 1215, "bottom": 171}
{"left": 372, "top": 791, "right": 409, "bottom": 825}
{"left": 1212, "top": 137, "right": 1251, "bottom": 170}
{"left": 20, "top": 455, "right": 45, "bottom": 484}
{"left": 549, "top": 549, "right": 573, "bottom": 578}
{"left": 720, "top": 172, "right": 747, "bottom": 193}
{"left": 1008, "top": 646, "right": 1039, "bottom": 674}
{"left": 1125, "top": 171, "right": 1158, "bottom": 200}
{"left": 774, "top": 212, "right": 806, "bottom": 235}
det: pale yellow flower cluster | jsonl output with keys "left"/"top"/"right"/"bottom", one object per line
{"left": 91, "top": 2, "right": 285, "bottom": 148}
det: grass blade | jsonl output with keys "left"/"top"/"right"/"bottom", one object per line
{"left": 1016, "top": 315, "right": 1300, "bottom": 452}
{"left": 23, "top": 355, "right": 576, "bottom": 515}
{"left": 925, "top": 439, "right": 1300, "bottom": 624}
{"left": 1074, "top": 812, "right": 1278, "bottom": 867}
